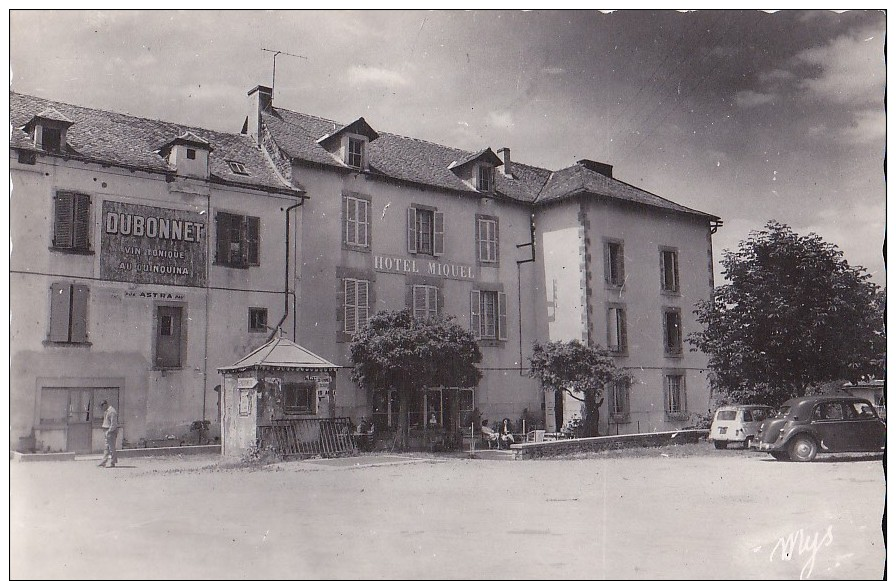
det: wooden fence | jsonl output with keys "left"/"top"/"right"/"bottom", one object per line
{"left": 257, "top": 417, "right": 356, "bottom": 458}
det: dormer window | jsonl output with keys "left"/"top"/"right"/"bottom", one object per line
{"left": 24, "top": 108, "right": 74, "bottom": 155}
{"left": 477, "top": 165, "right": 495, "bottom": 193}
{"left": 227, "top": 160, "right": 250, "bottom": 176}
{"left": 347, "top": 137, "right": 364, "bottom": 169}
{"left": 41, "top": 127, "right": 62, "bottom": 153}
{"left": 186, "top": 148, "right": 196, "bottom": 160}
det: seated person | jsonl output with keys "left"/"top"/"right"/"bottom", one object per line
{"left": 480, "top": 420, "right": 499, "bottom": 448}
{"left": 499, "top": 418, "right": 516, "bottom": 448}
{"left": 354, "top": 416, "right": 374, "bottom": 452}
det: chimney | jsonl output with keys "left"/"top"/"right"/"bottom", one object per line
{"left": 497, "top": 147, "right": 512, "bottom": 177}
{"left": 577, "top": 159, "right": 613, "bottom": 178}
{"left": 246, "top": 85, "right": 273, "bottom": 145}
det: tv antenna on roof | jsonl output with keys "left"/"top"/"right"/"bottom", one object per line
{"left": 262, "top": 48, "right": 308, "bottom": 99}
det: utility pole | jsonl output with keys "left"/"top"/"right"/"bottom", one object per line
{"left": 261, "top": 48, "right": 308, "bottom": 99}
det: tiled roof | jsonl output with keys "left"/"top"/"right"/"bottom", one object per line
{"left": 34, "top": 107, "right": 74, "bottom": 124}
{"left": 263, "top": 106, "right": 715, "bottom": 218}
{"left": 10, "top": 92, "right": 300, "bottom": 195}
{"left": 536, "top": 163, "right": 719, "bottom": 219}
{"left": 218, "top": 336, "right": 341, "bottom": 373}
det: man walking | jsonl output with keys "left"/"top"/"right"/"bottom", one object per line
{"left": 98, "top": 400, "right": 119, "bottom": 468}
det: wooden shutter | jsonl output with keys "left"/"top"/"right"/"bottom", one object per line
{"left": 433, "top": 211, "right": 444, "bottom": 256}
{"left": 49, "top": 282, "right": 72, "bottom": 342}
{"left": 344, "top": 279, "right": 357, "bottom": 334}
{"left": 619, "top": 308, "right": 627, "bottom": 351}
{"left": 70, "top": 284, "right": 90, "bottom": 343}
{"left": 343, "top": 196, "right": 352, "bottom": 245}
{"left": 497, "top": 291, "right": 508, "bottom": 340}
{"left": 427, "top": 286, "right": 438, "bottom": 318}
{"left": 72, "top": 194, "right": 91, "bottom": 250}
{"left": 53, "top": 191, "right": 73, "bottom": 248}
{"left": 246, "top": 216, "right": 260, "bottom": 265}
{"left": 413, "top": 285, "right": 426, "bottom": 319}
{"left": 215, "top": 212, "right": 230, "bottom": 264}
{"left": 357, "top": 280, "right": 369, "bottom": 329}
{"left": 493, "top": 218, "right": 499, "bottom": 262}
{"left": 407, "top": 207, "right": 417, "bottom": 253}
{"left": 470, "top": 290, "right": 481, "bottom": 339}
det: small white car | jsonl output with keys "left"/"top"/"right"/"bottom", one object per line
{"left": 708, "top": 405, "right": 774, "bottom": 449}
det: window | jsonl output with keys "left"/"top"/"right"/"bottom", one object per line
{"left": 41, "top": 127, "right": 62, "bottom": 153}
{"left": 48, "top": 282, "right": 89, "bottom": 343}
{"left": 238, "top": 388, "right": 254, "bottom": 416}
{"left": 407, "top": 207, "right": 444, "bottom": 256}
{"left": 412, "top": 285, "right": 439, "bottom": 319}
{"left": 477, "top": 217, "right": 498, "bottom": 263}
{"left": 18, "top": 150, "right": 37, "bottom": 165}
{"left": 470, "top": 290, "right": 507, "bottom": 340}
{"left": 344, "top": 278, "right": 370, "bottom": 334}
{"left": 186, "top": 148, "right": 196, "bottom": 160}
{"left": 155, "top": 305, "right": 184, "bottom": 368}
{"left": 663, "top": 308, "right": 683, "bottom": 355}
{"left": 609, "top": 378, "right": 631, "bottom": 419}
{"left": 607, "top": 305, "right": 627, "bottom": 354}
{"left": 605, "top": 240, "right": 624, "bottom": 287}
{"left": 661, "top": 248, "right": 680, "bottom": 292}
{"left": 477, "top": 165, "right": 494, "bottom": 193}
{"left": 346, "top": 137, "right": 364, "bottom": 169}
{"left": 227, "top": 160, "right": 250, "bottom": 175}
{"left": 344, "top": 195, "right": 370, "bottom": 248}
{"left": 665, "top": 374, "right": 686, "bottom": 415}
{"left": 215, "top": 211, "right": 260, "bottom": 267}
{"left": 283, "top": 382, "right": 315, "bottom": 415}
{"left": 248, "top": 307, "right": 268, "bottom": 333}
{"left": 53, "top": 191, "right": 91, "bottom": 251}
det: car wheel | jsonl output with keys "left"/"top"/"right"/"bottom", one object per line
{"left": 770, "top": 451, "right": 789, "bottom": 461}
{"left": 788, "top": 436, "right": 818, "bottom": 462}
{"left": 713, "top": 440, "right": 727, "bottom": 449}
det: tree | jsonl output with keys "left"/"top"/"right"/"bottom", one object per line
{"left": 527, "top": 339, "right": 628, "bottom": 437}
{"left": 350, "top": 310, "right": 482, "bottom": 449}
{"left": 689, "top": 221, "right": 885, "bottom": 407}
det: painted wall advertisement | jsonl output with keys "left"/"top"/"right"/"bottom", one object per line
{"left": 100, "top": 201, "right": 207, "bottom": 287}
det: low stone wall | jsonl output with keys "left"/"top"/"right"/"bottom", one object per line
{"left": 510, "top": 429, "right": 709, "bottom": 459}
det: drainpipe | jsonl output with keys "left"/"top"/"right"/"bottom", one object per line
{"left": 269, "top": 197, "right": 308, "bottom": 342}
{"left": 516, "top": 211, "right": 537, "bottom": 375}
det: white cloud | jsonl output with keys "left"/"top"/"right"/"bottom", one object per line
{"left": 734, "top": 90, "right": 775, "bottom": 108}
{"left": 840, "top": 108, "right": 886, "bottom": 145}
{"left": 758, "top": 68, "right": 795, "bottom": 84}
{"left": 487, "top": 111, "right": 514, "bottom": 129}
{"left": 346, "top": 65, "right": 409, "bottom": 87}
{"left": 795, "top": 28, "right": 885, "bottom": 106}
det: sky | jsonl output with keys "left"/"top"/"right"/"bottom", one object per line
{"left": 8, "top": 9, "right": 887, "bottom": 286}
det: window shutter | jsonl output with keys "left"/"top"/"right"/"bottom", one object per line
{"left": 663, "top": 311, "right": 671, "bottom": 353}
{"left": 344, "top": 279, "right": 357, "bottom": 334}
{"left": 247, "top": 216, "right": 260, "bottom": 265}
{"left": 604, "top": 244, "right": 612, "bottom": 283}
{"left": 405, "top": 283, "right": 414, "bottom": 311}
{"left": 493, "top": 219, "right": 499, "bottom": 262}
{"left": 606, "top": 308, "right": 615, "bottom": 350}
{"left": 672, "top": 252, "right": 679, "bottom": 291}
{"left": 70, "top": 284, "right": 90, "bottom": 343}
{"left": 427, "top": 286, "right": 438, "bottom": 318}
{"left": 358, "top": 280, "right": 369, "bottom": 328}
{"left": 476, "top": 219, "right": 484, "bottom": 261}
{"left": 407, "top": 207, "right": 417, "bottom": 254}
{"left": 215, "top": 213, "right": 229, "bottom": 264}
{"left": 470, "top": 290, "right": 481, "bottom": 339}
{"left": 53, "top": 192, "right": 73, "bottom": 248}
{"left": 497, "top": 291, "right": 508, "bottom": 340}
{"left": 433, "top": 211, "right": 445, "bottom": 256}
{"left": 413, "top": 285, "right": 426, "bottom": 319}
{"left": 49, "top": 282, "right": 72, "bottom": 342}
{"left": 619, "top": 308, "right": 627, "bottom": 351}
{"left": 72, "top": 194, "right": 91, "bottom": 250}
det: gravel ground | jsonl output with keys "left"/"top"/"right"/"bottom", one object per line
{"left": 10, "top": 443, "right": 886, "bottom": 579}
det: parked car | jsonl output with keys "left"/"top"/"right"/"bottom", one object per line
{"left": 755, "top": 395, "right": 886, "bottom": 461}
{"left": 708, "top": 405, "right": 774, "bottom": 449}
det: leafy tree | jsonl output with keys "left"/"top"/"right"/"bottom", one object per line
{"left": 528, "top": 339, "right": 628, "bottom": 437}
{"left": 689, "top": 221, "right": 885, "bottom": 406}
{"left": 350, "top": 310, "right": 482, "bottom": 449}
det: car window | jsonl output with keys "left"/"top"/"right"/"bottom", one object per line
{"left": 716, "top": 410, "right": 737, "bottom": 421}
{"left": 752, "top": 408, "right": 768, "bottom": 422}
{"left": 742, "top": 409, "right": 753, "bottom": 422}
{"left": 848, "top": 401, "right": 876, "bottom": 419}
{"left": 815, "top": 402, "right": 844, "bottom": 421}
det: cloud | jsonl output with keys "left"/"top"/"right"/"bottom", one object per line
{"left": 839, "top": 108, "right": 886, "bottom": 145}
{"left": 346, "top": 65, "right": 409, "bottom": 87}
{"left": 758, "top": 68, "right": 795, "bottom": 84}
{"left": 487, "top": 111, "right": 514, "bottom": 129}
{"left": 734, "top": 90, "right": 775, "bottom": 108}
{"left": 541, "top": 66, "right": 564, "bottom": 75}
{"left": 794, "top": 28, "right": 885, "bottom": 106}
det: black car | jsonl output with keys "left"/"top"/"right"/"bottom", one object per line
{"left": 755, "top": 395, "right": 886, "bottom": 461}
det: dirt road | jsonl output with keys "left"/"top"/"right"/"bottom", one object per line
{"left": 9, "top": 444, "right": 886, "bottom": 579}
